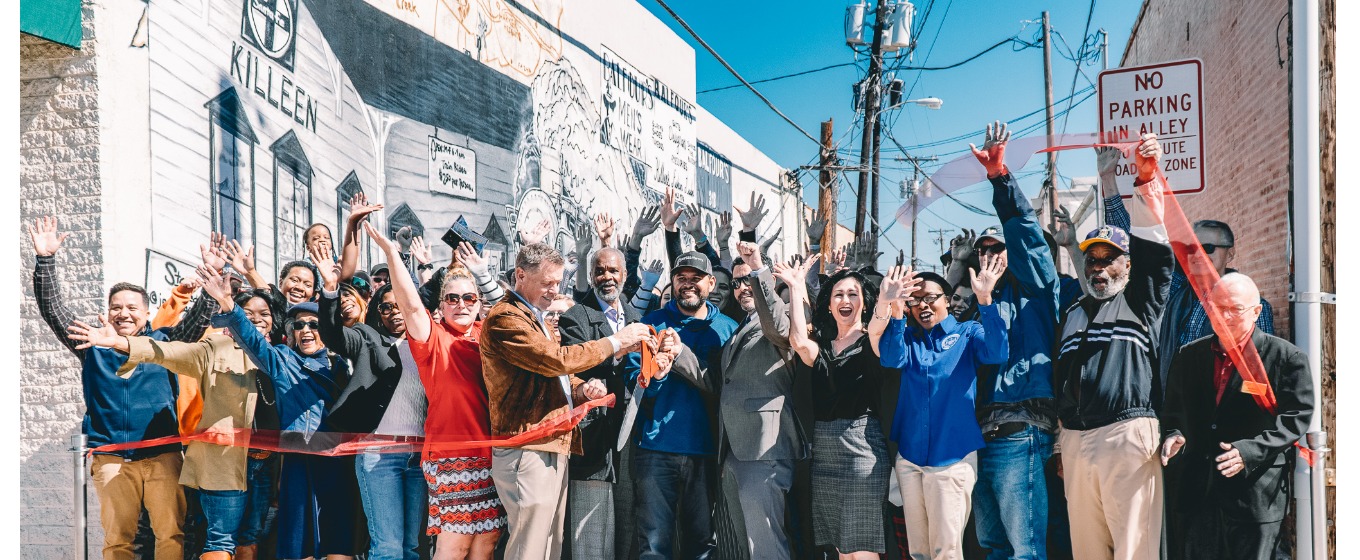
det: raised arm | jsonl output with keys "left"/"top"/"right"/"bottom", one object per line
{"left": 774, "top": 255, "right": 821, "bottom": 366}
{"left": 312, "top": 245, "right": 367, "bottom": 360}
{"left": 660, "top": 188, "right": 684, "bottom": 266}
{"left": 197, "top": 265, "right": 295, "bottom": 392}
{"left": 455, "top": 241, "right": 504, "bottom": 306}
{"left": 574, "top": 220, "right": 594, "bottom": 298}
{"left": 738, "top": 241, "right": 790, "bottom": 348}
{"left": 1123, "top": 134, "right": 1174, "bottom": 322}
{"left": 66, "top": 315, "right": 211, "bottom": 379}
{"left": 629, "top": 259, "right": 664, "bottom": 317}
{"left": 339, "top": 192, "right": 383, "bottom": 282}
{"left": 29, "top": 217, "right": 83, "bottom": 359}
{"left": 223, "top": 239, "right": 270, "bottom": 290}
{"left": 366, "top": 221, "right": 436, "bottom": 344}
{"left": 872, "top": 266, "right": 920, "bottom": 366}
{"left": 1096, "top": 146, "right": 1132, "bottom": 232}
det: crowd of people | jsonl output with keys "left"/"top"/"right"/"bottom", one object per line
{"left": 29, "top": 125, "right": 1314, "bottom": 560}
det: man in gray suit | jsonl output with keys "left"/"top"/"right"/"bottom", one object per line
{"left": 670, "top": 240, "right": 807, "bottom": 559}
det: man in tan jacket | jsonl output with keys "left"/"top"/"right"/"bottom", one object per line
{"left": 479, "top": 242, "right": 653, "bottom": 560}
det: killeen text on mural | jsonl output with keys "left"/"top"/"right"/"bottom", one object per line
{"left": 230, "top": 42, "right": 319, "bottom": 133}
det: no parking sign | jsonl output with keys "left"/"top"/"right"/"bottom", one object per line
{"left": 1098, "top": 59, "right": 1206, "bottom": 196}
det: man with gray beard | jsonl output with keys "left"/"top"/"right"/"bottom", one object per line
{"left": 1053, "top": 132, "right": 1174, "bottom": 560}
{"left": 557, "top": 247, "right": 647, "bottom": 559}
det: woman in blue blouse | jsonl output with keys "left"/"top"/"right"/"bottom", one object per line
{"left": 869, "top": 255, "right": 1009, "bottom": 560}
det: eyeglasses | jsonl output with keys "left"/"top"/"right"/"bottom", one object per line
{"left": 376, "top": 302, "right": 399, "bottom": 314}
{"left": 904, "top": 293, "right": 946, "bottom": 307}
{"left": 978, "top": 243, "right": 1006, "bottom": 255}
{"left": 290, "top": 320, "right": 320, "bottom": 331}
{"left": 442, "top": 292, "right": 479, "bottom": 306}
{"left": 1201, "top": 243, "right": 1233, "bottom": 255}
{"left": 1085, "top": 255, "right": 1123, "bottom": 268}
{"left": 545, "top": 311, "right": 564, "bottom": 320}
{"left": 1215, "top": 304, "right": 1256, "bottom": 319}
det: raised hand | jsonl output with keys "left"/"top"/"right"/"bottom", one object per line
{"left": 1096, "top": 146, "right": 1122, "bottom": 179}
{"left": 195, "top": 264, "right": 236, "bottom": 309}
{"left": 594, "top": 212, "right": 615, "bottom": 246}
{"left": 518, "top": 217, "right": 553, "bottom": 246}
{"left": 850, "top": 231, "right": 883, "bottom": 270}
{"left": 409, "top": 235, "right": 433, "bottom": 266}
{"left": 309, "top": 244, "right": 340, "bottom": 292}
{"left": 347, "top": 192, "right": 384, "bottom": 224}
{"left": 28, "top": 216, "right": 71, "bottom": 257}
{"left": 395, "top": 226, "right": 415, "bottom": 252}
{"left": 878, "top": 265, "right": 921, "bottom": 304}
{"left": 66, "top": 314, "right": 122, "bottom": 350}
{"left": 659, "top": 187, "right": 683, "bottom": 232}
{"left": 805, "top": 215, "right": 827, "bottom": 246}
{"left": 681, "top": 203, "right": 705, "bottom": 239}
{"left": 177, "top": 275, "right": 203, "bottom": 293}
{"left": 574, "top": 220, "right": 594, "bottom": 258}
{"left": 1133, "top": 132, "right": 1162, "bottom": 182}
{"left": 896, "top": 249, "right": 906, "bottom": 268}
{"left": 759, "top": 227, "right": 781, "bottom": 257}
{"left": 773, "top": 254, "right": 818, "bottom": 287}
{"left": 200, "top": 234, "right": 229, "bottom": 273}
{"left": 223, "top": 240, "right": 257, "bottom": 273}
{"left": 970, "top": 252, "right": 1007, "bottom": 304}
{"left": 640, "top": 259, "right": 665, "bottom": 290}
{"left": 736, "top": 241, "right": 763, "bottom": 271}
{"left": 950, "top": 229, "right": 977, "bottom": 263}
{"left": 364, "top": 221, "right": 399, "bottom": 254}
{"left": 1052, "top": 207, "right": 1077, "bottom": 248}
{"left": 631, "top": 204, "right": 662, "bottom": 245}
{"left": 716, "top": 211, "right": 733, "bottom": 244}
{"left": 455, "top": 241, "right": 488, "bottom": 276}
{"left": 969, "top": 120, "right": 1011, "bottom": 177}
{"left": 828, "top": 246, "right": 848, "bottom": 273}
{"left": 737, "top": 192, "right": 768, "bottom": 232}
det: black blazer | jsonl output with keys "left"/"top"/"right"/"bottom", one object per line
{"left": 1161, "top": 328, "right": 1313, "bottom": 522}
{"left": 557, "top": 293, "right": 641, "bottom": 482}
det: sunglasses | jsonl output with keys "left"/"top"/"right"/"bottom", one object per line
{"left": 904, "top": 293, "right": 947, "bottom": 307}
{"left": 978, "top": 243, "right": 1006, "bottom": 255}
{"left": 1201, "top": 243, "right": 1233, "bottom": 255}
{"left": 442, "top": 292, "right": 480, "bottom": 306}
{"left": 377, "top": 302, "right": 399, "bottom": 314}
{"left": 732, "top": 277, "right": 753, "bottom": 288}
{"left": 350, "top": 278, "right": 371, "bottom": 290}
{"left": 290, "top": 320, "right": 320, "bottom": 331}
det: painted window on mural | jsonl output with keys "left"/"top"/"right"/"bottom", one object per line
{"left": 206, "top": 88, "right": 258, "bottom": 247}
{"left": 335, "top": 171, "right": 371, "bottom": 269}
{"left": 271, "top": 131, "right": 314, "bottom": 272}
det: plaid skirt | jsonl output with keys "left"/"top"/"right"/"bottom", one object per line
{"left": 811, "top": 416, "right": 890, "bottom": 553}
{"left": 421, "top": 456, "right": 507, "bottom": 536}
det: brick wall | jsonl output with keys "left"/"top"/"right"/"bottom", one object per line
{"left": 1121, "top": 0, "right": 1294, "bottom": 339}
{"left": 19, "top": 2, "right": 106, "bottom": 558}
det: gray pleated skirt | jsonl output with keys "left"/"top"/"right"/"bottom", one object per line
{"left": 811, "top": 415, "right": 890, "bottom": 553}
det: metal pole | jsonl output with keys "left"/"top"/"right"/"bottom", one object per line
{"left": 854, "top": 0, "right": 888, "bottom": 236}
{"left": 1100, "top": 28, "right": 1109, "bottom": 70}
{"left": 1290, "top": 0, "right": 1327, "bottom": 557}
{"left": 1041, "top": 11, "right": 1058, "bottom": 230}
{"left": 871, "top": 115, "right": 883, "bottom": 258}
{"left": 71, "top": 433, "right": 87, "bottom": 560}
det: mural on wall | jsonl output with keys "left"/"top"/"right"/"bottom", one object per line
{"left": 146, "top": 0, "right": 708, "bottom": 299}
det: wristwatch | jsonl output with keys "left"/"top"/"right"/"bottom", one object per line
{"left": 417, "top": 263, "right": 434, "bottom": 271}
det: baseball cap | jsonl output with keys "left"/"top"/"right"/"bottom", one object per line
{"left": 974, "top": 226, "right": 1006, "bottom": 247}
{"left": 370, "top": 263, "right": 389, "bottom": 276}
{"left": 1079, "top": 225, "right": 1131, "bottom": 254}
{"left": 671, "top": 251, "right": 713, "bottom": 277}
{"left": 286, "top": 301, "right": 320, "bottom": 318}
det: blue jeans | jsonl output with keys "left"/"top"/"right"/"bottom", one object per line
{"left": 633, "top": 448, "right": 715, "bottom": 560}
{"left": 355, "top": 451, "right": 426, "bottom": 560}
{"left": 198, "top": 489, "right": 247, "bottom": 553}
{"left": 238, "top": 453, "right": 277, "bottom": 546}
{"left": 973, "top": 425, "right": 1054, "bottom": 560}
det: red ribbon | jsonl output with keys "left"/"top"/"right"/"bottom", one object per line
{"left": 89, "top": 394, "right": 616, "bottom": 457}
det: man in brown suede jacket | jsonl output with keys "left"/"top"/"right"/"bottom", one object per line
{"left": 479, "top": 242, "right": 654, "bottom": 560}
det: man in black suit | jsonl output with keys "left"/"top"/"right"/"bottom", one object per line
{"left": 1160, "top": 272, "right": 1314, "bottom": 560}
{"left": 559, "top": 246, "right": 643, "bottom": 559}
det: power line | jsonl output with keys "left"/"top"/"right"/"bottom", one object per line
{"left": 652, "top": 0, "right": 820, "bottom": 145}
{"left": 697, "top": 62, "right": 860, "bottom": 94}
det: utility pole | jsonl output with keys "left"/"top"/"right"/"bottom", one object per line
{"left": 854, "top": 0, "right": 889, "bottom": 239}
{"left": 870, "top": 116, "right": 883, "bottom": 252}
{"left": 930, "top": 228, "right": 950, "bottom": 262}
{"left": 1042, "top": 11, "right": 1058, "bottom": 230}
{"left": 817, "top": 119, "right": 838, "bottom": 256}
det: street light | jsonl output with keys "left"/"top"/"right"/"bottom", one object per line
{"left": 898, "top": 96, "right": 943, "bottom": 110}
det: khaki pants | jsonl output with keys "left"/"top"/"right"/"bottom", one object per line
{"left": 491, "top": 447, "right": 569, "bottom": 560}
{"left": 1059, "top": 417, "right": 1164, "bottom": 560}
{"left": 90, "top": 452, "right": 186, "bottom": 560}
{"left": 894, "top": 452, "right": 977, "bottom": 560}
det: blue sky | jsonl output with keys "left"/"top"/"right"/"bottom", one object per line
{"left": 641, "top": 0, "right": 1145, "bottom": 266}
